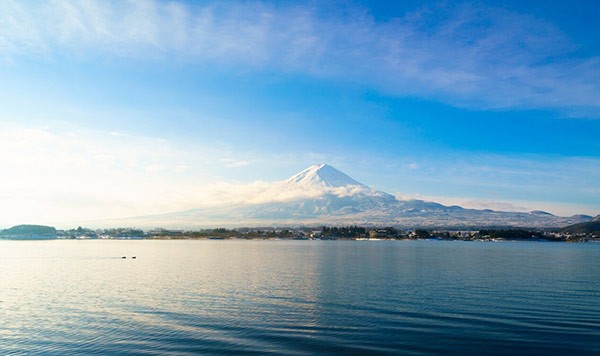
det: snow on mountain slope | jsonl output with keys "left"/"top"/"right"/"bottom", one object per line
{"left": 285, "top": 164, "right": 366, "bottom": 188}
{"left": 236, "top": 164, "right": 396, "bottom": 217}
{"left": 245, "top": 163, "right": 394, "bottom": 204}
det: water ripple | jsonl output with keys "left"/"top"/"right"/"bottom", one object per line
{"left": 0, "top": 240, "right": 599, "bottom": 354}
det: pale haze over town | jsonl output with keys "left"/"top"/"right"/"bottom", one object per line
{"left": 1, "top": 0, "right": 599, "bottom": 227}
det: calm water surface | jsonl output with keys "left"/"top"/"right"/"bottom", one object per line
{"left": 0, "top": 240, "right": 599, "bottom": 354}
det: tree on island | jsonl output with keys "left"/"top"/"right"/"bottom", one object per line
{"left": 0, "top": 224, "right": 57, "bottom": 236}
{"left": 414, "top": 229, "right": 431, "bottom": 239}
{"left": 0, "top": 225, "right": 57, "bottom": 240}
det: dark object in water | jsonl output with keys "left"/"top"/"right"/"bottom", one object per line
{"left": 121, "top": 256, "right": 126, "bottom": 259}
{"left": 131, "top": 256, "right": 136, "bottom": 259}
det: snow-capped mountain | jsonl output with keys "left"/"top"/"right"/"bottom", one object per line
{"left": 285, "top": 164, "right": 366, "bottom": 188}
{"left": 107, "top": 164, "right": 593, "bottom": 229}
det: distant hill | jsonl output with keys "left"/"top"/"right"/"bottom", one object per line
{"left": 561, "top": 215, "right": 600, "bottom": 234}
{"left": 528, "top": 210, "right": 554, "bottom": 216}
{"left": 0, "top": 224, "right": 57, "bottom": 239}
{"left": 570, "top": 214, "right": 594, "bottom": 220}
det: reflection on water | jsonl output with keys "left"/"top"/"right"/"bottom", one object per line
{"left": 0, "top": 240, "right": 599, "bottom": 354}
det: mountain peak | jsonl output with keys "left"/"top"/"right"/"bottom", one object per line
{"left": 285, "top": 164, "right": 366, "bottom": 188}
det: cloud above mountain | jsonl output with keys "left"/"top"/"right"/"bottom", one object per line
{"left": 192, "top": 164, "right": 388, "bottom": 206}
{"left": 1, "top": 0, "right": 599, "bottom": 116}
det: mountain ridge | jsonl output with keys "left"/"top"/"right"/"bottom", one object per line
{"left": 561, "top": 215, "right": 600, "bottom": 234}
{"left": 96, "top": 164, "right": 594, "bottom": 229}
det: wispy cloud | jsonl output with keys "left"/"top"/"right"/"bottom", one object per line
{"left": 1, "top": 0, "right": 599, "bottom": 116}
{"left": 220, "top": 158, "right": 256, "bottom": 168}
{"left": 383, "top": 152, "right": 600, "bottom": 216}
{"left": 394, "top": 193, "right": 531, "bottom": 211}
{"left": 0, "top": 123, "right": 344, "bottom": 224}
{"left": 393, "top": 193, "right": 599, "bottom": 217}
{"left": 0, "top": 123, "right": 238, "bottom": 224}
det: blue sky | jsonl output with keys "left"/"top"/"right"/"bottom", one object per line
{"left": 0, "top": 0, "right": 599, "bottom": 225}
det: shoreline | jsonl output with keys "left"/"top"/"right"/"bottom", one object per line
{"left": 1, "top": 237, "right": 598, "bottom": 243}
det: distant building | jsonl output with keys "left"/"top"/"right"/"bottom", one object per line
{"left": 369, "top": 229, "right": 396, "bottom": 239}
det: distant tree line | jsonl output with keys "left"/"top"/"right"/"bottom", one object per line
{"left": 1, "top": 224, "right": 594, "bottom": 242}
{"left": 478, "top": 229, "right": 543, "bottom": 240}
{"left": 321, "top": 226, "right": 367, "bottom": 238}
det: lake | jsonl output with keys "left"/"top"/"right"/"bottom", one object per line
{"left": 1, "top": 240, "right": 599, "bottom": 354}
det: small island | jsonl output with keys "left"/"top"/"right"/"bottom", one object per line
{"left": 0, "top": 224, "right": 58, "bottom": 240}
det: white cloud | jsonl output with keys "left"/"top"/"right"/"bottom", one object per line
{"left": 174, "top": 164, "right": 189, "bottom": 173}
{"left": 145, "top": 164, "right": 165, "bottom": 174}
{"left": 0, "top": 1, "right": 598, "bottom": 115}
{"left": 185, "top": 179, "right": 379, "bottom": 207}
{"left": 0, "top": 123, "right": 343, "bottom": 225}
{"left": 0, "top": 123, "right": 222, "bottom": 225}
{"left": 220, "top": 158, "right": 256, "bottom": 168}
